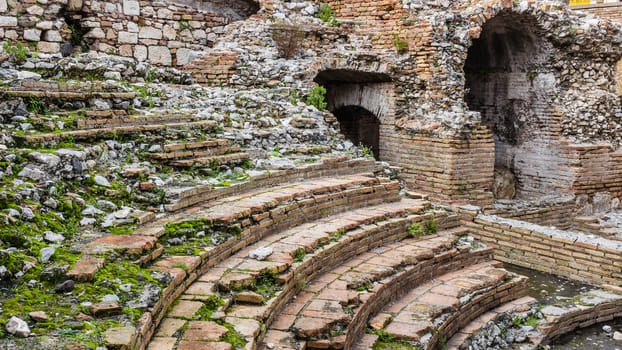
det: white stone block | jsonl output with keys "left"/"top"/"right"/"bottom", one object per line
{"left": 24, "top": 29, "right": 42, "bottom": 41}
{"left": 148, "top": 46, "right": 171, "bottom": 65}
{"left": 118, "top": 31, "right": 137, "bottom": 44}
{"left": 176, "top": 48, "right": 197, "bottom": 66}
{"left": 134, "top": 45, "right": 147, "bottom": 61}
{"left": 0, "top": 16, "right": 17, "bottom": 27}
{"left": 43, "top": 30, "right": 62, "bottom": 42}
{"left": 123, "top": 0, "right": 140, "bottom": 16}
{"left": 139, "top": 26, "right": 162, "bottom": 40}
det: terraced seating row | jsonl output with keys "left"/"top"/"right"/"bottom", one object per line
{"left": 359, "top": 262, "right": 527, "bottom": 350}
{"left": 262, "top": 227, "right": 499, "bottom": 350}
{"left": 162, "top": 156, "right": 379, "bottom": 212}
{"left": 148, "top": 199, "right": 433, "bottom": 350}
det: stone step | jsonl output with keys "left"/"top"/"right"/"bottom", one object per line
{"left": 162, "top": 139, "right": 232, "bottom": 152}
{"left": 163, "top": 157, "right": 379, "bottom": 212}
{"left": 169, "top": 152, "right": 250, "bottom": 167}
{"left": 15, "top": 120, "right": 218, "bottom": 145}
{"left": 135, "top": 173, "right": 401, "bottom": 238}
{"left": 75, "top": 112, "right": 200, "bottom": 129}
{"left": 149, "top": 140, "right": 236, "bottom": 160}
{"left": 359, "top": 262, "right": 528, "bottom": 350}
{"left": 445, "top": 295, "right": 537, "bottom": 350}
{"left": 5, "top": 89, "right": 136, "bottom": 100}
{"left": 147, "top": 199, "right": 432, "bottom": 350}
{"left": 261, "top": 227, "right": 492, "bottom": 349}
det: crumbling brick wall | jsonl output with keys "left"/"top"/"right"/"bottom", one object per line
{"left": 573, "top": 3, "right": 622, "bottom": 24}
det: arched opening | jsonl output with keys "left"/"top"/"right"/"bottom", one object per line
{"left": 464, "top": 12, "right": 560, "bottom": 199}
{"left": 314, "top": 69, "right": 393, "bottom": 162}
{"left": 334, "top": 106, "right": 381, "bottom": 160}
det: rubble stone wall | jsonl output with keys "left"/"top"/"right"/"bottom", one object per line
{"left": 0, "top": 0, "right": 257, "bottom": 66}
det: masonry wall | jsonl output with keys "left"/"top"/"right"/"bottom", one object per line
{"left": 573, "top": 3, "right": 622, "bottom": 24}
{"left": 0, "top": 0, "right": 251, "bottom": 66}
{"left": 465, "top": 212, "right": 622, "bottom": 286}
{"left": 385, "top": 126, "right": 496, "bottom": 205}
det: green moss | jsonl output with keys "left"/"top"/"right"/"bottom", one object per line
{"left": 195, "top": 295, "right": 225, "bottom": 320}
{"left": 293, "top": 247, "right": 306, "bottom": 263}
{"left": 251, "top": 271, "right": 281, "bottom": 301}
{"left": 220, "top": 322, "right": 247, "bottom": 349}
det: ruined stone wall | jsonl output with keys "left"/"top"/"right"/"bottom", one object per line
{"left": 0, "top": 0, "right": 256, "bottom": 66}
{"left": 465, "top": 212, "right": 622, "bottom": 286}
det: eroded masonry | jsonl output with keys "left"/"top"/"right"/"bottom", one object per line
{"left": 1, "top": 0, "right": 622, "bottom": 349}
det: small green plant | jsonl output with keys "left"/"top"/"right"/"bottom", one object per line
{"left": 392, "top": 33, "right": 409, "bottom": 54}
{"left": 408, "top": 222, "right": 423, "bottom": 238}
{"left": 317, "top": 3, "right": 341, "bottom": 26}
{"left": 27, "top": 97, "right": 48, "bottom": 115}
{"left": 179, "top": 20, "right": 191, "bottom": 31}
{"left": 306, "top": 85, "right": 327, "bottom": 111}
{"left": 3, "top": 40, "right": 29, "bottom": 63}
{"left": 290, "top": 89, "right": 300, "bottom": 105}
{"left": 293, "top": 247, "right": 306, "bottom": 263}
{"left": 361, "top": 144, "right": 374, "bottom": 158}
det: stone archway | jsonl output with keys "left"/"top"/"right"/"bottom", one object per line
{"left": 464, "top": 11, "right": 563, "bottom": 199}
{"left": 315, "top": 69, "right": 394, "bottom": 161}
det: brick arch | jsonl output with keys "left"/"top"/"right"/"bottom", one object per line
{"left": 464, "top": 10, "right": 567, "bottom": 199}
{"left": 314, "top": 69, "right": 397, "bottom": 161}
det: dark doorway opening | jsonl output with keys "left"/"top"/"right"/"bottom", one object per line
{"left": 464, "top": 12, "right": 557, "bottom": 199}
{"left": 334, "top": 106, "right": 381, "bottom": 160}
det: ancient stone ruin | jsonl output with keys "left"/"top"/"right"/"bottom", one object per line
{"left": 1, "top": 0, "right": 622, "bottom": 349}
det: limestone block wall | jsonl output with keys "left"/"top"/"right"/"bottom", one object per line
{"left": 0, "top": 0, "right": 255, "bottom": 66}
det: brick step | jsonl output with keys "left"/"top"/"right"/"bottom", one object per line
{"left": 135, "top": 173, "right": 402, "bottom": 238}
{"left": 15, "top": 120, "right": 218, "bottom": 145}
{"left": 355, "top": 263, "right": 528, "bottom": 350}
{"left": 75, "top": 112, "right": 200, "bottom": 129}
{"left": 132, "top": 176, "right": 403, "bottom": 349}
{"left": 162, "top": 157, "right": 380, "bottom": 212}
{"left": 169, "top": 152, "right": 250, "bottom": 168}
{"left": 4, "top": 89, "right": 136, "bottom": 100}
{"left": 261, "top": 227, "right": 493, "bottom": 350}
{"left": 147, "top": 199, "right": 433, "bottom": 350}
{"left": 446, "top": 295, "right": 537, "bottom": 350}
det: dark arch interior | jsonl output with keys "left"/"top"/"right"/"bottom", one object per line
{"left": 464, "top": 12, "right": 556, "bottom": 199}
{"left": 334, "top": 106, "right": 381, "bottom": 160}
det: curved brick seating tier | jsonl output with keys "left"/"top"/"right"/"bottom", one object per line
{"left": 88, "top": 169, "right": 402, "bottom": 349}
{"left": 162, "top": 157, "right": 380, "bottom": 212}
{"left": 147, "top": 199, "right": 437, "bottom": 350}
{"left": 449, "top": 286, "right": 622, "bottom": 349}
{"left": 258, "top": 225, "right": 498, "bottom": 350}
{"left": 354, "top": 262, "right": 528, "bottom": 350}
